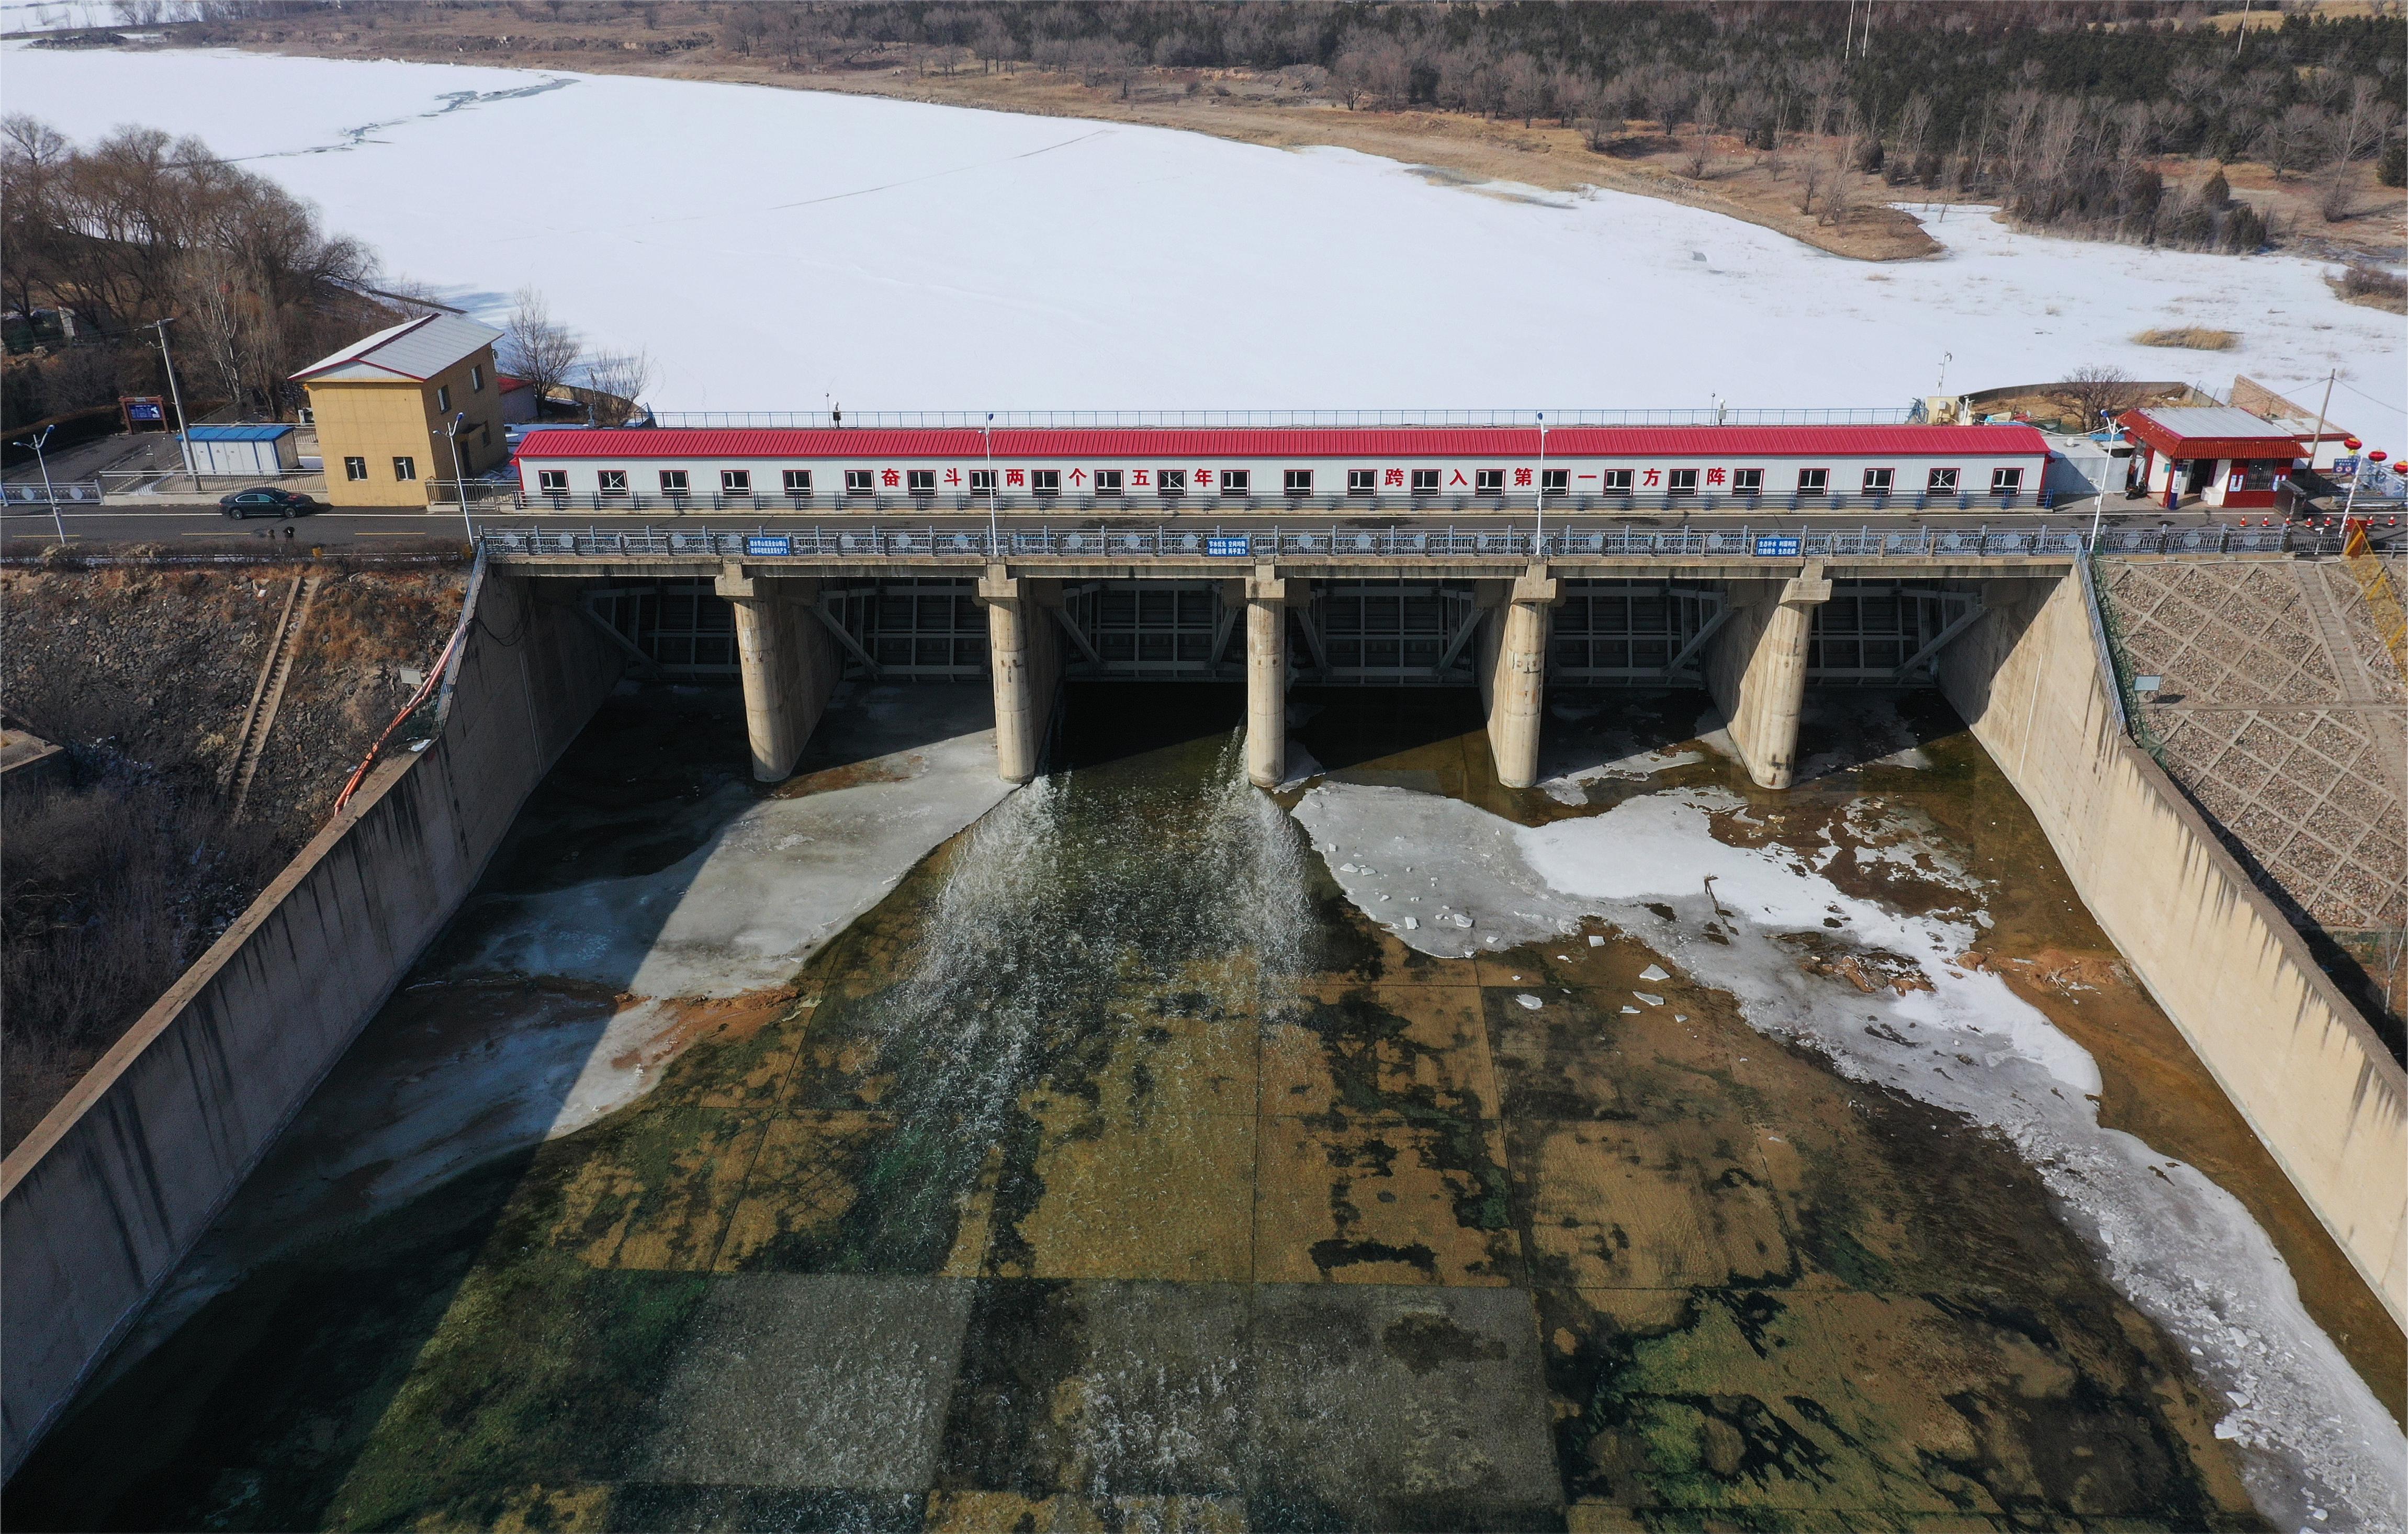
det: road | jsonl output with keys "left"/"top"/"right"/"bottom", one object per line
{"left": 12, "top": 498, "right": 2378, "bottom": 556}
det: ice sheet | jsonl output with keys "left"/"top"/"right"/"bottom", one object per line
{"left": 1294, "top": 780, "right": 2408, "bottom": 1534}
{"left": 5, "top": 44, "right": 2400, "bottom": 444}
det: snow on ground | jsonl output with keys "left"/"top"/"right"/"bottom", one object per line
{"left": 1293, "top": 780, "right": 2406, "bottom": 1534}
{"left": 6, "top": 44, "right": 2403, "bottom": 444}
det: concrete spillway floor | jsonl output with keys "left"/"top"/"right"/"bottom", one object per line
{"left": 7, "top": 684, "right": 2398, "bottom": 1530}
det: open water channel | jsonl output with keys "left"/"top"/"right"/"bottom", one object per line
{"left": 8, "top": 681, "right": 2403, "bottom": 1531}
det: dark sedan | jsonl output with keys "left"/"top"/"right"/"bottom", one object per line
{"left": 220, "top": 487, "right": 321, "bottom": 519}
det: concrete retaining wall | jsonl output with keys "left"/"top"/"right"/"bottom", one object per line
{"left": 1940, "top": 566, "right": 2407, "bottom": 1330}
{"left": 0, "top": 568, "right": 622, "bottom": 1476}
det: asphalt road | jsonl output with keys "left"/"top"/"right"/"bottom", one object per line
{"left": 10, "top": 498, "right": 2371, "bottom": 555}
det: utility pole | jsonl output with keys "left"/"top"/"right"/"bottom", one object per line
{"left": 13, "top": 424, "right": 67, "bottom": 544}
{"left": 2308, "top": 368, "right": 2336, "bottom": 473}
{"left": 155, "top": 317, "right": 197, "bottom": 490}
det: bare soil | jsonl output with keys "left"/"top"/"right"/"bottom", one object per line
{"left": 0, "top": 559, "right": 467, "bottom": 1153}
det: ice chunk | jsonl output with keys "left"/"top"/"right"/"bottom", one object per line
{"left": 1635, "top": 992, "right": 1664, "bottom": 1006}
{"left": 1639, "top": 964, "right": 1670, "bottom": 982}
{"left": 1619, "top": 1006, "right": 1641, "bottom": 1014}
{"left": 1400, "top": 916, "right": 1420, "bottom": 931}
{"left": 1515, "top": 994, "right": 1544, "bottom": 1011}
{"left": 1588, "top": 934, "right": 1605, "bottom": 946}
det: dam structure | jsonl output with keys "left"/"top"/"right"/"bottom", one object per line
{"left": 3, "top": 423, "right": 2402, "bottom": 1523}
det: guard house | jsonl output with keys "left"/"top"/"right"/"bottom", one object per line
{"left": 291, "top": 313, "right": 508, "bottom": 509}
{"left": 178, "top": 423, "right": 299, "bottom": 477}
{"left": 2117, "top": 405, "right": 2307, "bottom": 511}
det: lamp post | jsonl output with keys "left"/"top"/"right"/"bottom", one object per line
{"left": 154, "top": 317, "right": 197, "bottom": 490}
{"left": 11, "top": 424, "right": 67, "bottom": 544}
{"left": 440, "top": 412, "right": 474, "bottom": 543}
{"left": 985, "top": 411, "right": 998, "bottom": 554}
{"left": 1534, "top": 412, "right": 1547, "bottom": 558}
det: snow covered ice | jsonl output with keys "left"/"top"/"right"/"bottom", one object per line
{"left": 4, "top": 44, "right": 2400, "bottom": 443}
{"left": 1294, "top": 780, "right": 2408, "bottom": 1534}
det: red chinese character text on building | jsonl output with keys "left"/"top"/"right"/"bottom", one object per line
{"left": 880, "top": 468, "right": 901, "bottom": 487}
{"left": 1641, "top": 468, "right": 1662, "bottom": 487}
{"left": 1513, "top": 467, "right": 1533, "bottom": 487}
{"left": 1384, "top": 468, "right": 1405, "bottom": 487}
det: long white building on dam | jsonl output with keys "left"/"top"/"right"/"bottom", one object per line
{"left": 510, "top": 424, "right": 2057, "bottom": 512}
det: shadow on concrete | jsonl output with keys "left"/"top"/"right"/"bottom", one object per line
{"left": 1052, "top": 681, "right": 1246, "bottom": 773}
{"left": 0, "top": 686, "right": 769, "bottom": 1528}
{"left": 1791, "top": 689, "right": 1969, "bottom": 784}
{"left": 793, "top": 681, "right": 996, "bottom": 778}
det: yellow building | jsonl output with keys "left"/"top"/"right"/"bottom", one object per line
{"left": 292, "top": 314, "right": 509, "bottom": 509}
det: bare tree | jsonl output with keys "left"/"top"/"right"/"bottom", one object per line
{"left": 1797, "top": 155, "right": 1825, "bottom": 215}
{"left": 501, "top": 287, "right": 581, "bottom": 421}
{"left": 2265, "top": 102, "right": 2328, "bottom": 181}
{"left": 1684, "top": 128, "right": 1715, "bottom": 181}
{"left": 583, "top": 347, "right": 655, "bottom": 426}
{"left": 2061, "top": 365, "right": 2144, "bottom": 429}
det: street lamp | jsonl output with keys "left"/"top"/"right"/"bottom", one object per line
{"left": 10, "top": 424, "right": 68, "bottom": 544}
{"left": 438, "top": 412, "right": 474, "bottom": 543}
{"left": 154, "top": 317, "right": 198, "bottom": 490}
{"left": 1534, "top": 412, "right": 1547, "bottom": 558}
{"left": 984, "top": 411, "right": 997, "bottom": 554}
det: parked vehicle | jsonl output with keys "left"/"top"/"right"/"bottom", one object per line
{"left": 219, "top": 487, "right": 320, "bottom": 519}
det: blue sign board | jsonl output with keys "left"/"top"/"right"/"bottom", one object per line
{"left": 1205, "top": 536, "right": 1251, "bottom": 557}
{"left": 1754, "top": 536, "right": 1802, "bottom": 557}
{"left": 745, "top": 535, "right": 792, "bottom": 557}
{"left": 123, "top": 397, "right": 164, "bottom": 422}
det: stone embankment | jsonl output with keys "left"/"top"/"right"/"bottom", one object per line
{"left": 2096, "top": 557, "right": 2408, "bottom": 1039}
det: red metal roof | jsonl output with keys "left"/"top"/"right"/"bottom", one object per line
{"left": 513, "top": 424, "right": 2050, "bottom": 461}
{"left": 2120, "top": 409, "right": 2306, "bottom": 462}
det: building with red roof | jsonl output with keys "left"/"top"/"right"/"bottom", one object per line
{"left": 2117, "top": 406, "right": 2309, "bottom": 510}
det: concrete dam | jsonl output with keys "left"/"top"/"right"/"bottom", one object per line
{"left": 4, "top": 533, "right": 2403, "bottom": 1530}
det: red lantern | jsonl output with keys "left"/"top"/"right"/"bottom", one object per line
{"left": 2344, "top": 437, "right": 2363, "bottom": 450}
{"left": 2370, "top": 450, "right": 2390, "bottom": 463}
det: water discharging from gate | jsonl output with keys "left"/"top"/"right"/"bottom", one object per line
{"left": 834, "top": 730, "right": 1312, "bottom": 1271}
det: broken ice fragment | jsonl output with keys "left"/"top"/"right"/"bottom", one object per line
{"left": 1619, "top": 1006, "right": 1641, "bottom": 1014}
{"left": 1635, "top": 992, "right": 1664, "bottom": 1006}
{"left": 1400, "top": 916, "right": 1420, "bottom": 930}
{"left": 1673, "top": 1013, "right": 1687, "bottom": 1022}
{"left": 1639, "top": 964, "right": 1669, "bottom": 982}
{"left": 1587, "top": 935, "right": 1605, "bottom": 947}
{"left": 1338, "top": 863, "right": 1359, "bottom": 873}
{"left": 1448, "top": 913, "right": 1473, "bottom": 928}
{"left": 1516, "top": 994, "right": 1544, "bottom": 1010}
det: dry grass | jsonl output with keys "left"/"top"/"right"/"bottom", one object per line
{"left": 2133, "top": 326, "right": 2240, "bottom": 351}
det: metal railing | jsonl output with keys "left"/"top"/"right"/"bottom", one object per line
{"left": 649, "top": 406, "right": 1919, "bottom": 430}
{"left": 498, "top": 487, "right": 2049, "bottom": 516}
{"left": 475, "top": 521, "right": 2254, "bottom": 563}
{"left": 98, "top": 467, "right": 325, "bottom": 496}
{"left": 1, "top": 480, "right": 104, "bottom": 506}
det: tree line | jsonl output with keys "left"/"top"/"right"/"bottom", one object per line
{"left": 1, "top": 114, "right": 396, "bottom": 432}
{"left": 697, "top": 0, "right": 2406, "bottom": 250}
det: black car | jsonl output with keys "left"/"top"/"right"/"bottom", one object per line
{"left": 220, "top": 487, "right": 320, "bottom": 519}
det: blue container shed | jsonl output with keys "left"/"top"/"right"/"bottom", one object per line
{"left": 179, "top": 424, "right": 300, "bottom": 477}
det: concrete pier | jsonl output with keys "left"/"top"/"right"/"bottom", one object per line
{"left": 1484, "top": 565, "right": 1560, "bottom": 790}
{"left": 1245, "top": 566, "right": 1290, "bottom": 788}
{"left": 1710, "top": 559, "right": 1833, "bottom": 790}
{"left": 716, "top": 563, "right": 838, "bottom": 783}
{"left": 978, "top": 566, "right": 1061, "bottom": 783}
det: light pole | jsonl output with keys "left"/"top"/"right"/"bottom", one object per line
{"left": 154, "top": 317, "right": 197, "bottom": 490}
{"left": 440, "top": 412, "right": 474, "bottom": 543}
{"left": 1534, "top": 412, "right": 1547, "bottom": 558}
{"left": 12, "top": 424, "right": 67, "bottom": 544}
{"left": 985, "top": 411, "right": 998, "bottom": 554}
